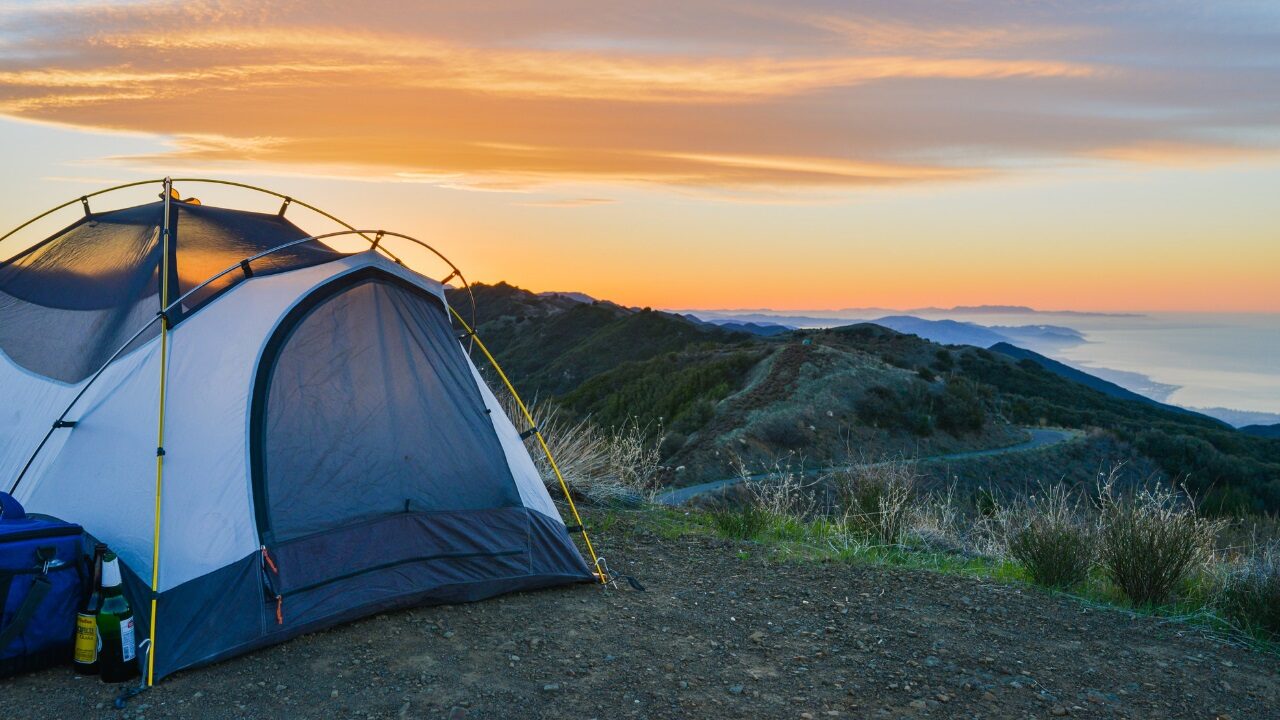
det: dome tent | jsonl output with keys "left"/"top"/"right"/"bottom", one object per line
{"left": 0, "top": 179, "right": 601, "bottom": 684}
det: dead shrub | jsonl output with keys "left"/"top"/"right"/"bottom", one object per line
{"left": 737, "top": 457, "right": 820, "bottom": 520}
{"left": 830, "top": 459, "right": 918, "bottom": 546}
{"left": 1216, "top": 543, "right": 1280, "bottom": 638}
{"left": 1096, "top": 474, "right": 1220, "bottom": 607}
{"left": 1008, "top": 486, "right": 1095, "bottom": 589}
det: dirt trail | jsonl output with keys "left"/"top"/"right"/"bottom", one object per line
{"left": 4, "top": 511, "right": 1276, "bottom": 719}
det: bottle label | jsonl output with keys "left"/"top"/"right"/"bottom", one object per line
{"left": 73, "top": 613, "right": 98, "bottom": 664}
{"left": 120, "top": 617, "right": 135, "bottom": 662}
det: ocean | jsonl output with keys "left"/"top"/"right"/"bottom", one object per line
{"left": 928, "top": 310, "right": 1280, "bottom": 423}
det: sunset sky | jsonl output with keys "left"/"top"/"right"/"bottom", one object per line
{"left": 1, "top": 1, "right": 1277, "bottom": 312}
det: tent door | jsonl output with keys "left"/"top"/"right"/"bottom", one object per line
{"left": 248, "top": 268, "right": 524, "bottom": 594}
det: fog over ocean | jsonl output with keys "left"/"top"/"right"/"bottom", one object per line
{"left": 916, "top": 310, "right": 1280, "bottom": 424}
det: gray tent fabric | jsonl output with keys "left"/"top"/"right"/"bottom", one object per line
{"left": 0, "top": 204, "right": 164, "bottom": 383}
{"left": 0, "top": 200, "right": 345, "bottom": 384}
{"left": 256, "top": 271, "right": 522, "bottom": 543}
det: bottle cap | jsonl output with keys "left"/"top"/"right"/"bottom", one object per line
{"left": 101, "top": 552, "right": 122, "bottom": 588}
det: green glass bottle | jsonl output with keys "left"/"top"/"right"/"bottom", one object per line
{"left": 95, "top": 552, "right": 139, "bottom": 683}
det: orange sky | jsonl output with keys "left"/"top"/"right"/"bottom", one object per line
{"left": 0, "top": 1, "right": 1278, "bottom": 312}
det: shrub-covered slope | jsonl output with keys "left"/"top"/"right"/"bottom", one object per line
{"left": 448, "top": 284, "right": 1280, "bottom": 512}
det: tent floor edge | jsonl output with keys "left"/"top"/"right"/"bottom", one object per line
{"left": 120, "top": 507, "right": 591, "bottom": 681}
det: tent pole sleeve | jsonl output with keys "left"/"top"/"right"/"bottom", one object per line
{"left": 146, "top": 178, "right": 174, "bottom": 687}
{"left": 446, "top": 307, "right": 607, "bottom": 584}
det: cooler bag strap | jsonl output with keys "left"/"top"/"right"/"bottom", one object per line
{"left": 0, "top": 575, "right": 51, "bottom": 650}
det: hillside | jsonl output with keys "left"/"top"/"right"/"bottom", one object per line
{"left": 1242, "top": 424, "right": 1280, "bottom": 439}
{"left": 448, "top": 284, "right": 1280, "bottom": 513}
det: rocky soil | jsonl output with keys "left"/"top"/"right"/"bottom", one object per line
{"left": 5, "top": 512, "right": 1277, "bottom": 719}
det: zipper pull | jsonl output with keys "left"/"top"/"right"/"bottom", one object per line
{"left": 261, "top": 545, "right": 278, "bottom": 574}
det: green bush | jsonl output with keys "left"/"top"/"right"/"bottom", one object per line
{"left": 1008, "top": 489, "right": 1094, "bottom": 589}
{"left": 756, "top": 415, "right": 807, "bottom": 449}
{"left": 1096, "top": 481, "right": 1218, "bottom": 607}
{"left": 936, "top": 377, "right": 989, "bottom": 435}
{"left": 708, "top": 506, "right": 771, "bottom": 540}
{"left": 856, "top": 384, "right": 934, "bottom": 437}
{"left": 1217, "top": 546, "right": 1280, "bottom": 638}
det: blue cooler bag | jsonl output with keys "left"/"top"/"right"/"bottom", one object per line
{"left": 0, "top": 492, "right": 84, "bottom": 677}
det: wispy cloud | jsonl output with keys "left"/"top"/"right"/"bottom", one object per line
{"left": 516, "top": 197, "right": 616, "bottom": 208}
{"left": 0, "top": 1, "right": 1276, "bottom": 193}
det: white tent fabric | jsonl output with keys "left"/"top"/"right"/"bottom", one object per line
{"left": 8, "top": 251, "right": 569, "bottom": 590}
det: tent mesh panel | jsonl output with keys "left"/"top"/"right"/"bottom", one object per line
{"left": 0, "top": 200, "right": 346, "bottom": 383}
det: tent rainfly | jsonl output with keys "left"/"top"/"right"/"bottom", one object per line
{"left": 0, "top": 179, "right": 602, "bottom": 684}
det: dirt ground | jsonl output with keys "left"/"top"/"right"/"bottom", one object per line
{"left": 4, "top": 513, "right": 1277, "bottom": 719}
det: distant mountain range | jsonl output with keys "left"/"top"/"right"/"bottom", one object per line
{"left": 686, "top": 311, "right": 1086, "bottom": 351}
{"left": 674, "top": 305, "right": 1142, "bottom": 320}
{"left": 681, "top": 314, "right": 791, "bottom": 337}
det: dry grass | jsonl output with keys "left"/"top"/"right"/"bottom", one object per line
{"left": 499, "top": 392, "right": 665, "bottom": 505}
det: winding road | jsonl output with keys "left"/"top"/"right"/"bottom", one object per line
{"left": 655, "top": 427, "right": 1081, "bottom": 506}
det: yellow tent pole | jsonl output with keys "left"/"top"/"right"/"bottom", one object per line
{"left": 146, "top": 178, "right": 174, "bottom": 685}
{"left": 448, "top": 308, "right": 607, "bottom": 584}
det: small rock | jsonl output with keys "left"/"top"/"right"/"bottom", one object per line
{"left": 542, "top": 683, "right": 561, "bottom": 692}
{"left": 1051, "top": 707, "right": 1070, "bottom": 717}
{"left": 330, "top": 690, "right": 339, "bottom": 699}
{"left": 982, "top": 691, "right": 997, "bottom": 702}
{"left": 728, "top": 684, "right": 744, "bottom": 695}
